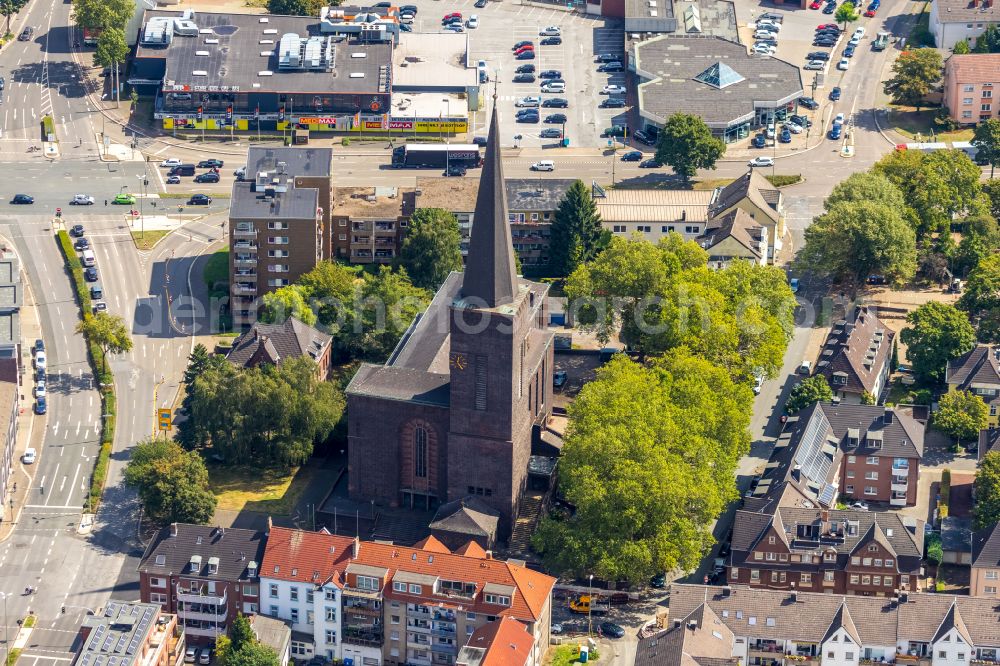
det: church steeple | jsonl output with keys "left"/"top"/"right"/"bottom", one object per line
{"left": 461, "top": 105, "right": 518, "bottom": 308}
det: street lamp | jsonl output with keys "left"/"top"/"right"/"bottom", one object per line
{"left": 1, "top": 591, "right": 9, "bottom": 666}
{"left": 587, "top": 574, "right": 594, "bottom": 637}
{"left": 137, "top": 170, "right": 149, "bottom": 239}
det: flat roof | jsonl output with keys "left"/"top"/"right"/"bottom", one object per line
{"left": 634, "top": 35, "right": 803, "bottom": 129}
{"left": 393, "top": 32, "right": 477, "bottom": 89}
{"left": 230, "top": 181, "right": 318, "bottom": 221}
{"left": 246, "top": 146, "right": 332, "bottom": 178}
{"left": 139, "top": 10, "right": 391, "bottom": 95}
{"left": 596, "top": 188, "right": 714, "bottom": 222}
{"left": 391, "top": 92, "right": 469, "bottom": 119}
{"left": 332, "top": 186, "right": 411, "bottom": 218}
{"left": 412, "top": 177, "right": 480, "bottom": 212}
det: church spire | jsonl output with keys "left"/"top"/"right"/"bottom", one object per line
{"left": 461, "top": 104, "right": 518, "bottom": 308}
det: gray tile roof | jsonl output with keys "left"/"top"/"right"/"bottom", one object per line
{"left": 139, "top": 10, "right": 391, "bottom": 96}
{"left": 633, "top": 36, "right": 803, "bottom": 129}
{"left": 227, "top": 316, "right": 332, "bottom": 368}
{"left": 230, "top": 181, "right": 318, "bottom": 221}
{"left": 346, "top": 364, "right": 450, "bottom": 407}
{"left": 980, "top": 428, "right": 1000, "bottom": 462}
{"left": 462, "top": 106, "right": 519, "bottom": 308}
{"left": 635, "top": 604, "right": 737, "bottom": 666}
{"left": 947, "top": 345, "right": 1000, "bottom": 389}
{"left": 822, "top": 603, "right": 861, "bottom": 644}
{"left": 828, "top": 403, "right": 925, "bottom": 458}
{"left": 933, "top": 0, "right": 1000, "bottom": 24}
{"left": 246, "top": 147, "right": 332, "bottom": 179}
{"left": 710, "top": 170, "right": 781, "bottom": 225}
{"left": 816, "top": 307, "right": 895, "bottom": 397}
{"left": 972, "top": 523, "right": 1000, "bottom": 568}
{"left": 430, "top": 496, "right": 500, "bottom": 537}
{"left": 696, "top": 208, "right": 764, "bottom": 259}
{"left": 942, "top": 516, "right": 972, "bottom": 555}
{"left": 138, "top": 524, "right": 266, "bottom": 580}
{"left": 505, "top": 179, "right": 576, "bottom": 212}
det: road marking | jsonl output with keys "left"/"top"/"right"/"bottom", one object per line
{"left": 24, "top": 504, "right": 81, "bottom": 509}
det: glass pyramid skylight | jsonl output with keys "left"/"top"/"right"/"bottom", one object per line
{"left": 693, "top": 62, "right": 745, "bottom": 89}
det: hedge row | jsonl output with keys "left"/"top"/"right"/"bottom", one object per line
{"left": 765, "top": 174, "right": 802, "bottom": 188}
{"left": 56, "top": 230, "right": 116, "bottom": 513}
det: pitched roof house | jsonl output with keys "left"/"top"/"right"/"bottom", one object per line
{"left": 971, "top": 524, "right": 1000, "bottom": 598}
{"left": 728, "top": 504, "right": 924, "bottom": 595}
{"left": 696, "top": 208, "right": 768, "bottom": 268}
{"left": 226, "top": 316, "right": 333, "bottom": 379}
{"left": 708, "top": 170, "right": 785, "bottom": 261}
{"left": 746, "top": 404, "right": 924, "bottom": 509}
{"left": 930, "top": 0, "right": 1000, "bottom": 50}
{"left": 457, "top": 617, "right": 536, "bottom": 666}
{"left": 815, "top": 307, "right": 895, "bottom": 403}
{"left": 634, "top": 603, "right": 738, "bottom": 666}
{"left": 946, "top": 345, "right": 1000, "bottom": 427}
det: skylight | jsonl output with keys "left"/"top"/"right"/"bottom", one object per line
{"left": 693, "top": 62, "right": 745, "bottom": 89}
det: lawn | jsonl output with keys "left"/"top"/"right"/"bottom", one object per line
{"left": 131, "top": 230, "right": 170, "bottom": 251}
{"left": 889, "top": 108, "right": 974, "bottom": 142}
{"left": 208, "top": 463, "right": 318, "bottom": 515}
{"left": 204, "top": 250, "right": 230, "bottom": 291}
{"left": 546, "top": 644, "right": 600, "bottom": 666}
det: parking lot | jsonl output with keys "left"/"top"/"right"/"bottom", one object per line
{"left": 403, "top": 0, "right": 626, "bottom": 148}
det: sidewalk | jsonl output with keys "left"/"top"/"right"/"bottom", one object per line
{"left": 0, "top": 237, "right": 46, "bottom": 542}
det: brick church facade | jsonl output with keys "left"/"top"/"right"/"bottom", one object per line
{"left": 345, "top": 108, "right": 555, "bottom": 539}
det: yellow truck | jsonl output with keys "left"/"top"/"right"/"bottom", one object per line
{"left": 568, "top": 595, "right": 610, "bottom": 616}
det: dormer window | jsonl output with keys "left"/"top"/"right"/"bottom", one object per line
{"left": 208, "top": 556, "right": 220, "bottom": 575}
{"left": 824, "top": 551, "right": 836, "bottom": 562}
{"left": 484, "top": 594, "right": 510, "bottom": 606}
{"left": 248, "top": 562, "right": 258, "bottom": 578}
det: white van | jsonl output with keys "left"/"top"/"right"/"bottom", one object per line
{"left": 531, "top": 160, "right": 555, "bottom": 171}
{"left": 82, "top": 249, "right": 96, "bottom": 267}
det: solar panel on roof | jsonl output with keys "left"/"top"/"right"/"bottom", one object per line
{"left": 115, "top": 634, "right": 129, "bottom": 653}
{"left": 793, "top": 409, "right": 834, "bottom": 487}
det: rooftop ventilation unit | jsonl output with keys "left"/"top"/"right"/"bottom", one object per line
{"left": 174, "top": 20, "right": 199, "bottom": 36}
{"left": 141, "top": 18, "right": 173, "bottom": 46}
{"left": 279, "top": 33, "right": 303, "bottom": 69}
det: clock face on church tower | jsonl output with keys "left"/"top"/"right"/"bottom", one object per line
{"left": 449, "top": 352, "right": 467, "bottom": 371}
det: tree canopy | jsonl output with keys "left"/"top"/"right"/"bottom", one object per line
{"left": 76, "top": 311, "right": 133, "bottom": 373}
{"left": 566, "top": 235, "right": 796, "bottom": 380}
{"left": 398, "top": 208, "right": 463, "bottom": 290}
{"left": 972, "top": 24, "right": 1000, "bottom": 52}
{"left": 178, "top": 355, "right": 345, "bottom": 468}
{"left": 533, "top": 351, "right": 751, "bottom": 582}
{"left": 654, "top": 113, "right": 725, "bottom": 183}
{"left": 935, "top": 390, "right": 989, "bottom": 443}
{"left": 883, "top": 48, "right": 943, "bottom": 110}
{"left": 834, "top": 2, "right": 858, "bottom": 29}
{"left": 548, "top": 180, "right": 607, "bottom": 278}
{"left": 260, "top": 285, "right": 317, "bottom": 326}
{"left": 216, "top": 616, "right": 279, "bottom": 666}
{"left": 973, "top": 118, "right": 1000, "bottom": 178}
{"left": 959, "top": 253, "right": 1000, "bottom": 341}
{"left": 899, "top": 301, "right": 977, "bottom": 383}
{"left": 0, "top": 0, "right": 27, "bottom": 34}
{"left": 785, "top": 375, "right": 834, "bottom": 414}
{"left": 72, "top": 0, "right": 133, "bottom": 29}
{"left": 123, "top": 439, "right": 217, "bottom": 524}
{"left": 975, "top": 452, "right": 1000, "bottom": 530}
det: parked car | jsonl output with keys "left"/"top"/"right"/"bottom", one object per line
{"left": 539, "top": 128, "right": 563, "bottom": 138}
{"left": 602, "top": 126, "right": 627, "bottom": 137}
{"left": 475, "top": 0, "right": 487, "bottom": 6}
{"left": 443, "top": 24, "right": 464, "bottom": 32}
{"left": 779, "top": 128, "right": 792, "bottom": 143}
{"left": 531, "top": 160, "right": 555, "bottom": 171}
{"left": 784, "top": 122, "right": 802, "bottom": 134}
{"left": 542, "top": 97, "right": 569, "bottom": 108}
{"left": 198, "top": 649, "right": 211, "bottom": 665}
{"left": 752, "top": 133, "right": 767, "bottom": 148}
{"left": 515, "top": 96, "right": 541, "bottom": 107}
{"left": 849, "top": 500, "right": 870, "bottom": 512}
{"left": 515, "top": 50, "right": 535, "bottom": 60}
{"left": 600, "top": 622, "right": 626, "bottom": 639}
{"left": 600, "top": 97, "right": 626, "bottom": 108}
{"left": 553, "top": 370, "right": 568, "bottom": 388}
{"left": 93, "top": 302, "right": 107, "bottom": 313}
{"left": 822, "top": 3, "right": 835, "bottom": 12}
{"left": 843, "top": 44, "right": 856, "bottom": 57}
{"left": 790, "top": 114, "right": 812, "bottom": 127}
{"left": 829, "top": 125, "right": 843, "bottom": 140}
{"left": 513, "top": 40, "right": 533, "bottom": 50}
{"left": 833, "top": 112, "right": 846, "bottom": 125}
{"left": 516, "top": 113, "right": 539, "bottom": 123}
{"left": 803, "top": 60, "right": 825, "bottom": 70}
{"left": 74, "top": 237, "right": 90, "bottom": 250}
{"left": 807, "top": 51, "right": 831, "bottom": 60}
{"left": 22, "top": 448, "right": 36, "bottom": 464}
{"left": 516, "top": 64, "right": 536, "bottom": 74}
{"left": 798, "top": 96, "right": 819, "bottom": 109}
{"left": 540, "top": 70, "right": 561, "bottom": 79}
{"left": 35, "top": 380, "right": 45, "bottom": 399}
{"left": 466, "top": 15, "right": 479, "bottom": 28}
{"left": 34, "top": 349, "right": 45, "bottom": 370}
{"left": 598, "top": 61, "right": 624, "bottom": 72}
{"left": 601, "top": 84, "right": 626, "bottom": 95}
{"left": 513, "top": 73, "right": 535, "bottom": 83}
{"left": 444, "top": 165, "right": 467, "bottom": 177}
{"left": 621, "top": 150, "right": 642, "bottom": 161}
{"left": 639, "top": 158, "right": 663, "bottom": 168}
{"left": 540, "top": 36, "right": 562, "bottom": 45}
{"left": 472, "top": 136, "right": 487, "bottom": 146}
{"left": 633, "top": 129, "right": 655, "bottom": 145}
{"left": 544, "top": 113, "right": 567, "bottom": 123}
{"left": 596, "top": 52, "right": 620, "bottom": 62}
{"left": 539, "top": 25, "right": 561, "bottom": 35}
{"left": 84, "top": 266, "right": 98, "bottom": 282}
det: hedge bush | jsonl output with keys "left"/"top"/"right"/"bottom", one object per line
{"left": 940, "top": 468, "right": 951, "bottom": 509}
{"left": 765, "top": 174, "right": 802, "bottom": 188}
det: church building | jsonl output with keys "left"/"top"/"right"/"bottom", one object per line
{"left": 345, "top": 108, "right": 555, "bottom": 539}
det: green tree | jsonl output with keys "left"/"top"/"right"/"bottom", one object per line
{"left": 975, "top": 452, "right": 1000, "bottom": 529}
{"left": 533, "top": 353, "right": 749, "bottom": 582}
{"left": 834, "top": 1, "right": 858, "bottom": 30}
{"left": 654, "top": 113, "right": 725, "bottom": 183}
{"left": 973, "top": 24, "right": 1000, "bottom": 53}
{"left": 76, "top": 311, "right": 133, "bottom": 374}
{"left": 973, "top": 118, "right": 1000, "bottom": 178}
{"left": 798, "top": 200, "right": 917, "bottom": 287}
{"left": 861, "top": 390, "right": 877, "bottom": 405}
{"left": 823, "top": 171, "right": 908, "bottom": 212}
{"left": 548, "top": 180, "right": 608, "bottom": 278}
{"left": 94, "top": 28, "right": 128, "bottom": 106}
{"left": 398, "top": 208, "right": 463, "bottom": 290}
{"left": 891, "top": 339, "right": 899, "bottom": 372}
{"left": 926, "top": 532, "right": 944, "bottom": 565}
{"left": 260, "top": 285, "right": 317, "bottom": 326}
{"left": 900, "top": 301, "right": 977, "bottom": 383}
{"left": 267, "top": 0, "right": 310, "bottom": 14}
{"left": 183, "top": 344, "right": 211, "bottom": 388}
{"left": 0, "top": 0, "right": 27, "bottom": 36}
{"left": 953, "top": 211, "right": 1000, "bottom": 276}
{"left": 984, "top": 180, "right": 1000, "bottom": 221}
{"left": 935, "top": 390, "right": 989, "bottom": 444}
{"left": 953, "top": 39, "right": 971, "bottom": 54}
{"left": 785, "top": 375, "right": 834, "bottom": 413}
{"left": 216, "top": 616, "right": 279, "bottom": 666}
{"left": 123, "top": 439, "right": 217, "bottom": 524}
{"left": 883, "top": 48, "right": 943, "bottom": 111}
{"left": 297, "top": 260, "right": 359, "bottom": 331}
{"left": 351, "top": 267, "right": 430, "bottom": 361}
{"left": 959, "top": 253, "right": 1000, "bottom": 341}
{"left": 72, "top": 0, "right": 133, "bottom": 29}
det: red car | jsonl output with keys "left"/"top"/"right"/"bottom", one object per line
{"left": 442, "top": 11, "right": 461, "bottom": 20}
{"left": 809, "top": 1, "right": 822, "bottom": 8}
{"left": 816, "top": 23, "right": 837, "bottom": 29}
{"left": 864, "top": 7, "right": 876, "bottom": 15}
{"left": 514, "top": 44, "right": 535, "bottom": 55}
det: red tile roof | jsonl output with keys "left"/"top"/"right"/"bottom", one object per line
{"left": 413, "top": 535, "right": 452, "bottom": 554}
{"left": 460, "top": 617, "right": 534, "bottom": 666}
{"left": 261, "top": 527, "right": 355, "bottom": 587}
{"left": 454, "top": 541, "right": 488, "bottom": 559}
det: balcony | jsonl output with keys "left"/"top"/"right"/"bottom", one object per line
{"left": 182, "top": 624, "right": 227, "bottom": 638}
{"left": 352, "top": 222, "right": 372, "bottom": 232}
{"left": 352, "top": 237, "right": 371, "bottom": 246}
{"left": 890, "top": 493, "right": 908, "bottom": 506}
{"left": 431, "top": 643, "right": 457, "bottom": 655}
{"left": 234, "top": 256, "right": 257, "bottom": 265}
{"left": 431, "top": 627, "right": 456, "bottom": 638}
{"left": 408, "top": 621, "right": 431, "bottom": 633}
{"left": 177, "top": 608, "right": 227, "bottom": 622}
{"left": 895, "top": 655, "right": 931, "bottom": 666}
{"left": 892, "top": 460, "right": 910, "bottom": 471}
{"left": 408, "top": 606, "right": 432, "bottom": 620}
{"left": 233, "top": 228, "right": 258, "bottom": 237}
{"left": 233, "top": 241, "right": 258, "bottom": 250}
{"left": 177, "top": 590, "right": 227, "bottom": 606}
{"left": 233, "top": 283, "right": 257, "bottom": 295}
{"left": 374, "top": 222, "right": 395, "bottom": 232}
{"left": 892, "top": 477, "right": 909, "bottom": 492}
{"left": 341, "top": 627, "right": 383, "bottom": 648}
{"left": 234, "top": 269, "right": 256, "bottom": 277}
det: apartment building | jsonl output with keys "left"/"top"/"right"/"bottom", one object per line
{"left": 0, "top": 379, "right": 16, "bottom": 521}
{"left": 815, "top": 307, "right": 895, "bottom": 404}
{"left": 72, "top": 602, "right": 184, "bottom": 666}
{"left": 655, "top": 583, "right": 1000, "bottom": 665}
{"left": 596, "top": 188, "right": 715, "bottom": 242}
{"left": 137, "top": 524, "right": 267, "bottom": 645}
{"left": 943, "top": 54, "right": 1000, "bottom": 123}
{"left": 946, "top": 345, "right": 1000, "bottom": 427}
{"left": 745, "top": 404, "right": 923, "bottom": 509}
{"left": 456, "top": 617, "right": 535, "bottom": 666}
{"left": 229, "top": 147, "right": 333, "bottom": 328}
{"left": 330, "top": 186, "right": 413, "bottom": 264}
{"left": 932, "top": 0, "right": 1000, "bottom": 51}
{"left": 971, "top": 523, "right": 1000, "bottom": 598}
{"left": 728, "top": 506, "right": 924, "bottom": 595}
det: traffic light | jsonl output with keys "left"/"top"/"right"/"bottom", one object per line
{"left": 62, "top": 606, "right": 66, "bottom": 614}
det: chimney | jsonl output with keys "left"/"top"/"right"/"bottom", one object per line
{"left": 722, "top": 586, "right": 732, "bottom": 597}
{"left": 688, "top": 620, "right": 699, "bottom": 630}
{"left": 254, "top": 328, "right": 259, "bottom": 341}
{"left": 353, "top": 536, "right": 360, "bottom": 559}
{"left": 791, "top": 591, "right": 798, "bottom": 602}
{"left": 883, "top": 407, "right": 893, "bottom": 424}
{"left": 821, "top": 509, "right": 830, "bottom": 522}
{"left": 219, "top": 526, "right": 225, "bottom": 537}
{"left": 899, "top": 592, "right": 908, "bottom": 603}
{"left": 674, "top": 619, "right": 683, "bottom": 629}
{"left": 170, "top": 523, "right": 178, "bottom": 537}
{"left": 267, "top": 516, "right": 273, "bottom": 532}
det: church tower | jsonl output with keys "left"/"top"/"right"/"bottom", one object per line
{"left": 446, "top": 106, "right": 554, "bottom": 536}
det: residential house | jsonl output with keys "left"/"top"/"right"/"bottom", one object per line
{"left": 634, "top": 604, "right": 738, "bottom": 666}
{"left": 815, "top": 307, "right": 895, "bottom": 404}
{"left": 696, "top": 208, "right": 768, "bottom": 268}
{"left": 229, "top": 147, "right": 333, "bottom": 328}
{"left": 661, "top": 583, "right": 1000, "bottom": 665}
{"left": 971, "top": 524, "right": 1000, "bottom": 598}
{"left": 943, "top": 54, "right": 1000, "bottom": 123}
{"left": 745, "top": 404, "right": 923, "bottom": 508}
{"left": 946, "top": 345, "right": 1000, "bottom": 427}
{"left": 505, "top": 178, "right": 576, "bottom": 270}
{"left": 226, "top": 316, "right": 334, "bottom": 379}
{"left": 708, "top": 170, "right": 786, "bottom": 261}
{"left": 931, "top": 0, "right": 1000, "bottom": 51}
{"left": 330, "top": 186, "right": 413, "bottom": 265}
{"left": 0, "top": 250, "right": 21, "bottom": 347}
{"left": 979, "top": 428, "right": 1000, "bottom": 461}
{"left": 72, "top": 602, "right": 184, "bottom": 666}
{"left": 137, "top": 524, "right": 266, "bottom": 645}
{"left": 249, "top": 616, "right": 292, "bottom": 666}
{"left": 727, "top": 505, "right": 924, "bottom": 595}
{"left": 456, "top": 617, "right": 536, "bottom": 666}
{"left": 596, "top": 188, "right": 715, "bottom": 242}
{"left": 0, "top": 379, "right": 16, "bottom": 522}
